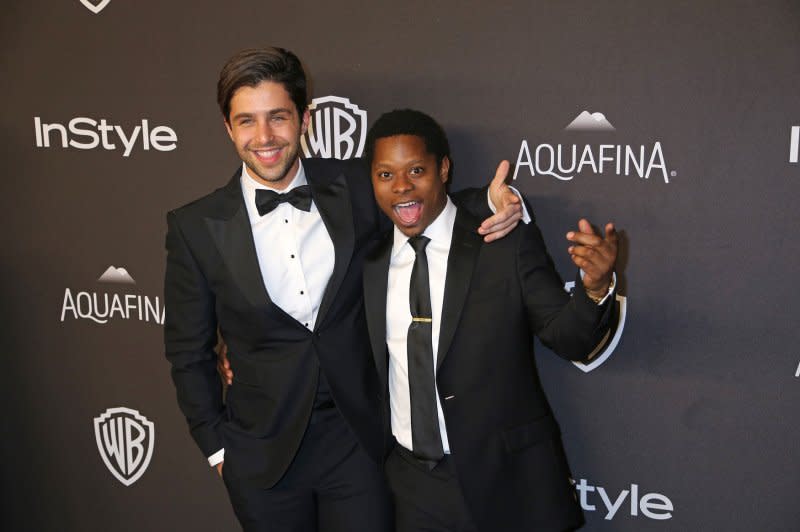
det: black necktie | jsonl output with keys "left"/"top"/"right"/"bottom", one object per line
{"left": 406, "top": 236, "right": 444, "bottom": 467}
{"left": 255, "top": 185, "right": 312, "bottom": 216}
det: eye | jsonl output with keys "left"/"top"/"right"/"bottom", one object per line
{"left": 238, "top": 118, "right": 253, "bottom": 126}
{"left": 409, "top": 166, "right": 424, "bottom": 175}
{"left": 271, "top": 115, "right": 288, "bottom": 122}
{"left": 376, "top": 171, "right": 392, "bottom": 180}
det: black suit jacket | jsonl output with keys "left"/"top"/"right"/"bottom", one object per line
{"left": 164, "top": 159, "right": 492, "bottom": 489}
{"left": 363, "top": 207, "right": 615, "bottom": 531}
{"left": 164, "top": 158, "right": 387, "bottom": 488}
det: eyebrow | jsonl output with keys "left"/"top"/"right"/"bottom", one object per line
{"left": 230, "top": 108, "right": 294, "bottom": 121}
{"left": 373, "top": 158, "right": 427, "bottom": 168}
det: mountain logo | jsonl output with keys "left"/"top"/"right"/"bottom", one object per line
{"left": 97, "top": 266, "right": 136, "bottom": 285}
{"left": 564, "top": 111, "right": 616, "bottom": 132}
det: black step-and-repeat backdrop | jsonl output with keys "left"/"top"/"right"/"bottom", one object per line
{"left": 2, "top": 1, "right": 798, "bottom": 530}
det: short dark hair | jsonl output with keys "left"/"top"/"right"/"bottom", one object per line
{"left": 217, "top": 47, "right": 308, "bottom": 122}
{"left": 365, "top": 109, "right": 453, "bottom": 179}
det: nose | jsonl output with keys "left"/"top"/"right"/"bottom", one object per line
{"left": 392, "top": 173, "right": 413, "bottom": 194}
{"left": 255, "top": 120, "right": 274, "bottom": 144}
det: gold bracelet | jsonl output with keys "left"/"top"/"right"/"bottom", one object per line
{"left": 587, "top": 277, "right": 615, "bottom": 304}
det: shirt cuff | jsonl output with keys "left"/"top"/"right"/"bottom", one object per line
{"left": 208, "top": 448, "right": 225, "bottom": 467}
{"left": 487, "top": 186, "right": 531, "bottom": 224}
{"left": 580, "top": 271, "right": 616, "bottom": 305}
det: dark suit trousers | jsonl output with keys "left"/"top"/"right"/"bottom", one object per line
{"left": 223, "top": 404, "right": 392, "bottom": 532}
{"left": 385, "top": 444, "right": 478, "bottom": 532}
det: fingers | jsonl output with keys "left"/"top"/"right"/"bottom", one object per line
{"left": 478, "top": 204, "right": 522, "bottom": 237}
{"left": 487, "top": 160, "right": 519, "bottom": 217}
{"left": 566, "top": 219, "right": 601, "bottom": 246}
{"left": 217, "top": 362, "right": 232, "bottom": 386}
{"left": 216, "top": 349, "right": 233, "bottom": 386}
{"left": 567, "top": 220, "right": 618, "bottom": 246}
{"left": 483, "top": 223, "right": 516, "bottom": 243}
{"left": 604, "top": 222, "right": 618, "bottom": 243}
{"left": 216, "top": 462, "right": 224, "bottom": 477}
{"left": 567, "top": 219, "right": 618, "bottom": 284}
{"left": 491, "top": 160, "right": 511, "bottom": 188}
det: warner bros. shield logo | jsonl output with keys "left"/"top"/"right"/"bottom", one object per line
{"left": 564, "top": 281, "right": 627, "bottom": 372}
{"left": 301, "top": 96, "right": 367, "bottom": 160}
{"left": 94, "top": 407, "right": 154, "bottom": 486}
{"left": 80, "top": 0, "right": 111, "bottom": 14}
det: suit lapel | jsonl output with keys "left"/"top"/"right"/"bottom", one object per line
{"left": 308, "top": 164, "right": 355, "bottom": 329}
{"left": 363, "top": 235, "right": 392, "bottom": 388}
{"left": 204, "top": 169, "right": 272, "bottom": 309}
{"left": 437, "top": 209, "right": 482, "bottom": 371}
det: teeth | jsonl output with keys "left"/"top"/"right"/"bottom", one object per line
{"left": 395, "top": 201, "right": 418, "bottom": 208}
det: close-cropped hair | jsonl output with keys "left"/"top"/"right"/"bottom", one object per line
{"left": 365, "top": 109, "right": 453, "bottom": 179}
{"left": 217, "top": 47, "right": 308, "bottom": 121}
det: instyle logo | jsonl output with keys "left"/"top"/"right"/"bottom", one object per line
{"left": 94, "top": 407, "right": 154, "bottom": 486}
{"left": 790, "top": 126, "right": 799, "bottom": 164}
{"left": 574, "top": 478, "right": 673, "bottom": 521}
{"left": 34, "top": 116, "right": 177, "bottom": 157}
{"left": 60, "top": 266, "right": 164, "bottom": 325}
{"left": 301, "top": 96, "right": 367, "bottom": 160}
{"left": 80, "top": 0, "right": 110, "bottom": 14}
{"left": 564, "top": 281, "right": 626, "bottom": 372}
{"left": 513, "top": 110, "right": 674, "bottom": 183}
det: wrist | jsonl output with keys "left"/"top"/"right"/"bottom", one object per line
{"left": 585, "top": 277, "right": 614, "bottom": 303}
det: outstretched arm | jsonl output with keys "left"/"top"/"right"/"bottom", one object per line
{"left": 517, "top": 219, "right": 618, "bottom": 361}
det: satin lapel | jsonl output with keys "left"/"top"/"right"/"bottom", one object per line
{"left": 310, "top": 169, "right": 355, "bottom": 328}
{"left": 363, "top": 236, "right": 392, "bottom": 388}
{"left": 437, "top": 209, "right": 482, "bottom": 371}
{"left": 204, "top": 172, "right": 272, "bottom": 309}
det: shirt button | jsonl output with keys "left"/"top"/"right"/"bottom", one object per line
{"left": 284, "top": 219, "right": 288, "bottom": 223}
{"left": 300, "top": 290, "right": 304, "bottom": 295}
{"left": 290, "top": 254, "right": 295, "bottom": 258}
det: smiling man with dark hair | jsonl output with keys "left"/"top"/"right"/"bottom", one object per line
{"left": 362, "top": 109, "right": 618, "bottom": 532}
{"left": 164, "top": 49, "right": 527, "bottom": 532}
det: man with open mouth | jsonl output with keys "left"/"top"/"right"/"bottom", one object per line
{"left": 362, "top": 109, "right": 618, "bottom": 532}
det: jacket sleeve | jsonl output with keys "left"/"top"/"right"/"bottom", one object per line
{"left": 515, "top": 220, "right": 616, "bottom": 361}
{"left": 450, "top": 185, "right": 493, "bottom": 221}
{"left": 164, "top": 210, "right": 225, "bottom": 457}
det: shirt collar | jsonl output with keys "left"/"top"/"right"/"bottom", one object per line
{"left": 391, "top": 196, "right": 456, "bottom": 259}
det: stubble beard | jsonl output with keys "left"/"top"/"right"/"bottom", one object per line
{"left": 244, "top": 138, "right": 301, "bottom": 187}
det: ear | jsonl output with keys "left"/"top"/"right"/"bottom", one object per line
{"left": 301, "top": 109, "right": 310, "bottom": 135}
{"left": 223, "top": 117, "right": 234, "bottom": 142}
{"left": 439, "top": 156, "right": 451, "bottom": 184}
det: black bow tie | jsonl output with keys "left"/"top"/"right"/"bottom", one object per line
{"left": 255, "top": 185, "right": 313, "bottom": 216}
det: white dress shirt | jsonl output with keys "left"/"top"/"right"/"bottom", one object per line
{"left": 386, "top": 197, "right": 458, "bottom": 454}
{"left": 240, "top": 161, "right": 335, "bottom": 329}
{"left": 208, "top": 161, "right": 335, "bottom": 466}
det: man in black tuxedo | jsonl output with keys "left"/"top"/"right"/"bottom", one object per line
{"left": 164, "top": 48, "right": 523, "bottom": 532}
{"left": 362, "top": 110, "right": 618, "bottom": 532}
